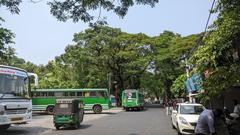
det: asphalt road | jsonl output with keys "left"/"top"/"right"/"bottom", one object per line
{"left": 42, "top": 107, "right": 177, "bottom": 135}
{"left": 2, "top": 107, "right": 178, "bottom": 135}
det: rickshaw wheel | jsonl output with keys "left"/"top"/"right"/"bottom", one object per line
{"left": 74, "top": 122, "right": 80, "bottom": 129}
{"left": 93, "top": 105, "right": 102, "bottom": 114}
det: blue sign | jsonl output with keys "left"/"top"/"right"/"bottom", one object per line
{"left": 185, "top": 74, "right": 203, "bottom": 93}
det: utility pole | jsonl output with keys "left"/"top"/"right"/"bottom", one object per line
{"left": 183, "top": 54, "right": 193, "bottom": 103}
{"left": 107, "top": 73, "right": 112, "bottom": 98}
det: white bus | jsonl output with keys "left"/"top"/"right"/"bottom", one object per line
{"left": 0, "top": 65, "right": 36, "bottom": 130}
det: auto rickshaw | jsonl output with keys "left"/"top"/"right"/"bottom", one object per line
{"left": 53, "top": 99, "right": 84, "bottom": 130}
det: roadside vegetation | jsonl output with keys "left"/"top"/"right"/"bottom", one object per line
{"left": 0, "top": 0, "right": 239, "bottom": 104}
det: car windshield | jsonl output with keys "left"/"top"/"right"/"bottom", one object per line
{"left": 180, "top": 105, "right": 204, "bottom": 114}
{"left": 0, "top": 68, "right": 29, "bottom": 99}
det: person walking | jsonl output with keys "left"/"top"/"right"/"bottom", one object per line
{"left": 195, "top": 109, "right": 224, "bottom": 135}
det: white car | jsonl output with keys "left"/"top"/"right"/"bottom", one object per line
{"left": 171, "top": 103, "right": 205, "bottom": 135}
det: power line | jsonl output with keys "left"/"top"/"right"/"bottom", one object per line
{"left": 184, "top": 0, "right": 217, "bottom": 59}
{"left": 204, "top": 0, "right": 216, "bottom": 35}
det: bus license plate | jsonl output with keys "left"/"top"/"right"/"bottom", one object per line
{"left": 128, "top": 99, "right": 132, "bottom": 102}
{"left": 11, "top": 117, "right": 23, "bottom": 121}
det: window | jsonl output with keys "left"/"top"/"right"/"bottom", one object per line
{"left": 180, "top": 105, "right": 204, "bottom": 114}
{"left": 77, "top": 92, "right": 83, "bottom": 97}
{"left": 90, "top": 91, "right": 97, "bottom": 97}
{"left": 64, "top": 92, "right": 69, "bottom": 97}
{"left": 48, "top": 92, "right": 54, "bottom": 97}
{"left": 84, "top": 92, "right": 90, "bottom": 97}
{"left": 41, "top": 92, "right": 47, "bottom": 97}
{"left": 97, "top": 91, "right": 106, "bottom": 98}
{"left": 55, "top": 92, "right": 63, "bottom": 97}
{"left": 69, "top": 92, "right": 75, "bottom": 97}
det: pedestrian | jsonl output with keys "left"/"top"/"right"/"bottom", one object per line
{"left": 195, "top": 109, "right": 224, "bottom": 135}
{"left": 233, "top": 99, "right": 240, "bottom": 115}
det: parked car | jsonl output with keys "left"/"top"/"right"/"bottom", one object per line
{"left": 171, "top": 103, "right": 205, "bottom": 135}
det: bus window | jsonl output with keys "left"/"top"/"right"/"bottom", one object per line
{"left": 90, "top": 91, "right": 97, "bottom": 97}
{"left": 55, "top": 92, "right": 63, "bottom": 97}
{"left": 64, "top": 92, "right": 69, "bottom": 97}
{"left": 69, "top": 92, "right": 75, "bottom": 97}
{"left": 31, "top": 92, "right": 34, "bottom": 97}
{"left": 97, "top": 91, "right": 106, "bottom": 98}
{"left": 77, "top": 92, "right": 83, "bottom": 97}
{"left": 40, "top": 92, "right": 47, "bottom": 97}
{"left": 36, "top": 92, "right": 40, "bottom": 97}
{"left": 84, "top": 92, "right": 90, "bottom": 97}
{"left": 48, "top": 92, "right": 54, "bottom": 97}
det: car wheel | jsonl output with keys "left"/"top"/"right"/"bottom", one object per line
{"left": 176, "top": 123, "right": 182, "bottom": 135}
{"left": 171, "top": 118, "right": 176, "bottom": 129}
{"left": 46, "top": 105, "right": 55, "bottom": 115}
{"left": 93, "top": 105, "right": 102, "bottom": 114}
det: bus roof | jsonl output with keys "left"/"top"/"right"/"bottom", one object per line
{"left": 34, "top": 88, "right": 108, "bottom": 92}
{"left": 122, "top": 89, "right": 139, "bottom": 93}
{"left": 0, "top": 65, "right": 27, "bottom": 73}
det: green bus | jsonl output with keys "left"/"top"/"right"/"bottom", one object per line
{"left": 31, "top": 88, "right": 110, "bottom": 114}
{"left": 121, "top": 89, "right": 145, "bottom": 111}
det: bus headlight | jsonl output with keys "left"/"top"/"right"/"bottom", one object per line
{"left": 27, "top": 109, "right": 32, "bottom": 113}
{"left": 0, "top": 106, "right": 4, "bottom": 115}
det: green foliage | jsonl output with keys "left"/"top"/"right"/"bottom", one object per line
{"left": 190, "top": 0, "right": 240, "bottom": 100}
{"left": 0, "top": 0, "right": 22, "bottom": 64}
{"left": 171, "top": 74, "right": 187, "bottom": 98}
{"left": 48, "top": 0, "right": 158, "bottom": 23}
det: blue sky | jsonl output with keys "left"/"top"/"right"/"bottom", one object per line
{"left": 1, "top": 0, "right": 217, "bottom": 65}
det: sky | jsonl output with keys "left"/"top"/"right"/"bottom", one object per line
{"left": 1, "top": 0, "right": 217, "bottom": 65}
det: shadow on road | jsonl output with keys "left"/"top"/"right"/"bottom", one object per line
{"left": 1, "top": 126, "right": 50, "bottom": 135}
{"left": 56, "top": 124, "right": 92, "bottom": 130}
{"left": 145, "top": 104, "right": 164, "bottom": 108}
{"left": 84, "top": 112, "right": 117, "bottom": 115}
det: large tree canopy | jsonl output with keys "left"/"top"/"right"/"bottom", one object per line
{"left": 48, "top": 0, "right": 158, "bottom": 23}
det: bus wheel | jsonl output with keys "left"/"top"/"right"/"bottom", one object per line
{"left": 93, "top": 105, "right": 102, "bottom": 114}
{"left": 46, "top": 106, "right": 55, "bottom": 115}
{"left": 0, "top": 124, "right": 10, "bottom": 131}
{"left": 55, "top": 126, "right": 60, "bottom": 130}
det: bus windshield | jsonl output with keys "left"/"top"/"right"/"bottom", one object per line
{"left": 124, "top": 92, "right": 137, "bottom": 99}
{"left": 0, "top": 69, "right": 29, "bottom": 99}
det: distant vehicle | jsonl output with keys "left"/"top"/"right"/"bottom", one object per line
{"left": 171, "top": 103, "right": 205, "bottom": 135}
{"left": 0, "top": 65, "right": 37, "bottom": 130}
{"left": 121, "top": 89, "right": 144, "bottom": 111}
{"left": 31, "top": 88, "right": 110, "bottom": 114}
{"left": 53, "top": 99, "right": 84, "bottom": 130}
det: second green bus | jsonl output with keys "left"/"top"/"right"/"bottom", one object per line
{"left": 122, "top": 89, "right": 145, "bottom": 111}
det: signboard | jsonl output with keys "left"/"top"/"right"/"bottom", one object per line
{"left": 0, "top": 67, "right": 27, "bottom": 77}
{"left": 185, "top": 74, "right": 203, "bottom": 93}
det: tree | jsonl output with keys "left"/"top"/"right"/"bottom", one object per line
{"left": 190, "top": 0, "right": 240, "bottom": 101}
{"left": 48, "top": 0, "right": 159, "bottom": 23}
{"left": 0, "top": 0, "right": 22, "bottom": 64}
